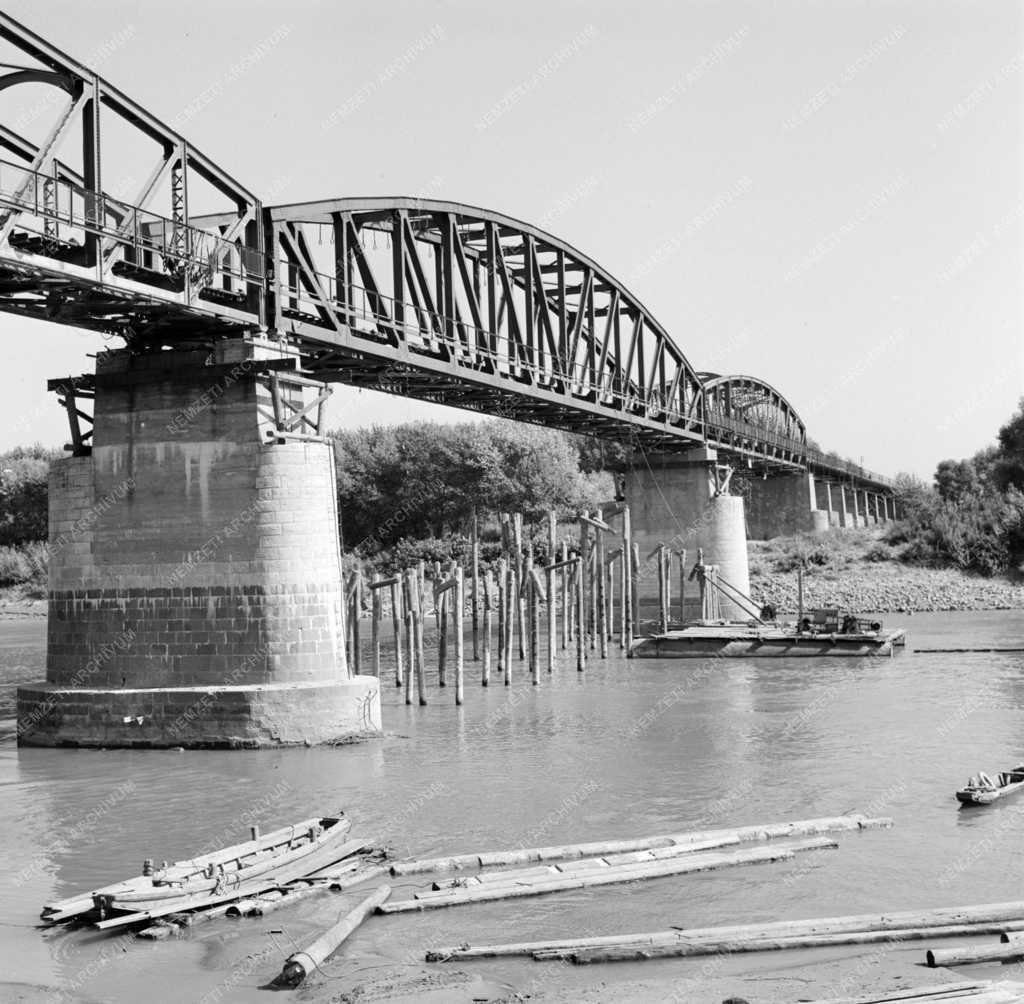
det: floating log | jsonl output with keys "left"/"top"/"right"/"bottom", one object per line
{"left": 927, "top": 942, "right": 1024, "bottom": 968}
{"left": 429, "top": 916, "right": 1024, "bottom": 964}
{"left": 136, "top": 921, "right": 178, "bottom": 940}
{"left": 573, "top": 926, "right": 1024, "bottom": 965}
{"left": 425, "top": 834, "right": 744, "bottom": 893}
{"left": 810, "top": 984, "right": 1024, "bottom": 1004}
{"left": 380, "top": 840, "right": 835, "bottom": 913}
{"left": 915, "top": 648, "right": 1024, "bottom": 654}
{"left": 273, "top": 884, "right": 391, "bottom": 987}
{"left": 226, "top": 889, "right": 286, "bottom": 918}
{"left": 388, "top": 813, "right": 891, "bottom": 876}
{"left": 331, "top": 864, "right": 389, "bottom": 891}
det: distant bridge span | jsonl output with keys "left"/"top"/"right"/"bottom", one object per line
{"left": 0, "top": 12, "right": 890, "bottom": 492}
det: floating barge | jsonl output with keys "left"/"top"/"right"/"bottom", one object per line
{"left": 631, "top": 621, "right": 907, "bottom": 658}
{"left": 633, "top": 555, "right": 906, "bottom": 658}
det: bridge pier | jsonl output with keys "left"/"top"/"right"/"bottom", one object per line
{"left": 744, "top": 472, "right": 829, "bottom": 538}
{"left": 621, "top": 449, "right": 751, "bottom": 621}
{"left": 17, "top": 337, "right": 382, "bottom": 748}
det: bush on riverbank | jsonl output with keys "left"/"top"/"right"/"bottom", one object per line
{"left": 0, "top": 542, "right": 47, "bottom": 592}
{"left": 0, "top": 446, "right": 55, "bottom": 548}
{"left": 749, "top": 527, "right": 1023, "bottom": 613}
{"left": 882, "top": 400, "right": 1024, "bottom": 577}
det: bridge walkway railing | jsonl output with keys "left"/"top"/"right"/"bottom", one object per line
{"left": 0, "top": 159, "right": 264, "bottom": 303}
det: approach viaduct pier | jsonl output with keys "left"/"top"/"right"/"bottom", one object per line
{"left": 0, "top": 12, "right": 896, "bottom": 746}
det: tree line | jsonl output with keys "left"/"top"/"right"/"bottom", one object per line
{"left": 890, "top": 399, "right": 1024, "bottom": 576}
{"left": 1, "top": 403, "right": 1021, "bottom": 590}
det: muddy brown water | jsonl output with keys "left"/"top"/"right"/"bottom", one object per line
{"left": 2, "top": 610, "right": 1024, "bottom": 1002}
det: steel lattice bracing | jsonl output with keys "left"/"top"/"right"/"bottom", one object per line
{"left": 266, "top": 197, "right": 707, "bottom": 453}
{"left": 0, "top": 12, "right": 895, "bottom": 492}
{"left": 698, "top": 372, "right": 807, "bottom": 465}
{"left": 0, "top": 12, "right": 265, "bottom": 341}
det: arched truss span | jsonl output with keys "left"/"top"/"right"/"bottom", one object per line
{"left": 0, "top": 12, "right": 265, "bottom": 338}
{"left": 698, "top": 372, "right": 807, "bottom": 455}
{"left": 266, "top": 196, "right": 706, "bottom": 448}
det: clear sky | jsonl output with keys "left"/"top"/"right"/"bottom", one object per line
{"left": 1, "top": 0, "right": 1020, "bottom": 478}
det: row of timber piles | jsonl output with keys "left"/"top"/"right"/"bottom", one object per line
{"left": 338, "top": 505, "right": 699, "bottom": 700}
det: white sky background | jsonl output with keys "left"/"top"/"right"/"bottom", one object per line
{"left": 0, "top": 0, "right": 1021, "bottom": 479}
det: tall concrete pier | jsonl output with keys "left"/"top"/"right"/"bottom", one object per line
{"left": 623, "top": 450, "right": 751, "bottom": 620}
{"left": 17, "top": 338, "right": 381, "bottom": 748}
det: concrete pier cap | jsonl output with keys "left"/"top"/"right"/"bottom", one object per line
{"left": 17, "top": 335, "right": 382, "bottom": 748}
{"left": 620, "top": 448, "right": 752, "bottom": 621}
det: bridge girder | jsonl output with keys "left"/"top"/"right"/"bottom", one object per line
{"left": 0, "top": 12, "right": 266, "bottom": 339}
{"left": 0, "top": 12, "right": 893, "bottom": 492}
{"left": 266, "top": 196, "right": 707, "bottom": 452}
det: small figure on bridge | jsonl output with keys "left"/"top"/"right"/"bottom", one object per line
{"left": 759, "top": 601, "right": 776, "bottom": 622}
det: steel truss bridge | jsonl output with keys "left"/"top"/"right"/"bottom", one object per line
{"left": 0, "top": 13, "right": 890, "bottom": 491}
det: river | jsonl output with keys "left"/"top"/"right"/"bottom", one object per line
{"left": 2, "top": 610, "right": 1023, "bottom": 1002}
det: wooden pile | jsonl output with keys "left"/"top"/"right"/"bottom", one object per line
{"left": 377, "top": 813, "right": 889, "bottom": 916}
{"left": 343, "top": 502, "right": 697, "bottom": 702}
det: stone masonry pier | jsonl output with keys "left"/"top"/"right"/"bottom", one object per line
{"left": 17, "top": 337, "right": 381, "bottom": 748}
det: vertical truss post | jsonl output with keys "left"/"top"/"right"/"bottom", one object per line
{"left": 169, "top": 143, "right": 189, "bottom": 299}
{"left": 42, "top": 160, "right": 57, "bottom": 249}
{"left": 556, "top": 248, "right": 567, "bottom": 359}
{"left": 81, "top": 78, "right": 102, "bottom": 269}
{"left": 523, "top": 233, "right": 535, "bottom": 376}
{"left": 485, "top": 221, "right": 497, "bottom": 361}
{"left": 440, "top": 213, "right": 454, "bottom": 353}
{"left": 391, "top": 209, "right": 405, "bottom": 333}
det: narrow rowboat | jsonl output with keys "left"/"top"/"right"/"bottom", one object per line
{"left": 41, "top": 815, "right": 352, "bottom": 923}
{"left": 955, "top": 767, "right": 1024, "bottom": 806}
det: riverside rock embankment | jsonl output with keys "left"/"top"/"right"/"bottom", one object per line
{"left": 748, "top": 528, "right": 1023, "bottom": 614}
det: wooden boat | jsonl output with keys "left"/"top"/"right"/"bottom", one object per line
{"left": 41, "top": 815, "right": 353, "bottom": 924}
{"left": 956, "top": 768, "right": 1024, "bottom": 806}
